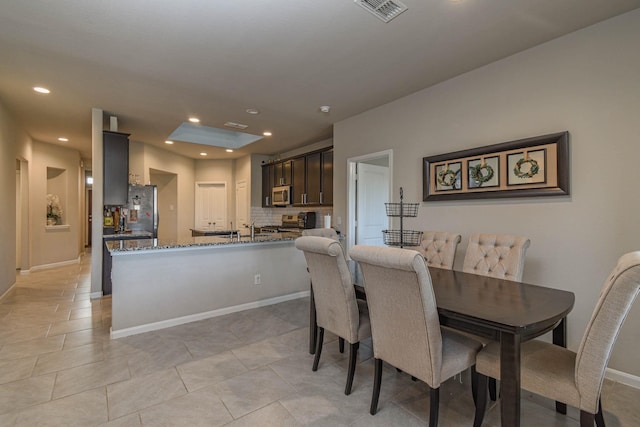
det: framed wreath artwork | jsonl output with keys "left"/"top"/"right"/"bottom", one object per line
{"left": 507, "top": 149, "right": 546, "bottom": 185}
{"left": 423, "top": 131, "right": 569, "bottom": 201}
{"left": 468, "top": 156, "right": 499, "bottom": 189}
{"left": 435, "top": 162, "right": 461, "bottom": 191}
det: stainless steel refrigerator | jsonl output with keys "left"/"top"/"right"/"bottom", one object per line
{"left": 126, "top": 185, "right": 158, "bottom": 238}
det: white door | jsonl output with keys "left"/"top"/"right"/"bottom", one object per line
{"left": 235, "top": 180, "right": 249, "bottom": 231}
{"left": 195, "top": 182, "right": 227, "bottom": 230}
{"left": 16, "top": 168, "right": 21, "bottom": 269}
{"left": 356, "top": 163, "right": 389, "bottom": 246}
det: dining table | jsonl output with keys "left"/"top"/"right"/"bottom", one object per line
{"left": 308, "top": 264, "right": 575, "bottom": 427}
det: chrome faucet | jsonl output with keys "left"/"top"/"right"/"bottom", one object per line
{"left": 243, "top": 220, "right": 256, "bottom": 240}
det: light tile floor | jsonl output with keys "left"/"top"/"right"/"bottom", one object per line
{"left": 0, "top": 251, "right": 639, "bottom": 426}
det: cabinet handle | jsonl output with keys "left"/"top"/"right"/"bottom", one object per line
{"left": 266, "top": 196, "right": 270, "bottom": 206}
{"left": 320, "top": 192, "right": 323, "bottom": 204}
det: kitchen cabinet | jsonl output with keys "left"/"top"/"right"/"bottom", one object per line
{"left": 103, "top": 131, "right": 130, "bottom": 206}
{"left": 273, "top": 160, "right": 292, "bottom": 186}
{"left": 292, "top": 151, "right": 323, "bottom": 206}
{"left": 262, "top": 147, "right": 333, "bottom": 207}
{"left": 292, "top": 157, "right": 306, "bottom": 205}
{"left": 261, "top": 163, "right": 274, "bottom": 207}
{"left": 321, "top": 150, "right": 333, "bottom": 205}
{"left": 305, "top": 152, "right": 322, "bottom": 205}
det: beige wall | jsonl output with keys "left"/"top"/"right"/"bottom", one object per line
{"left": 30, "top": 142, "right": 83, "bottom": 267}
{"left": 136, "top": 143, "right": 196, "bottom": 242}
{"left": 0, "top": 100, "right": 32, "bottom": 295}
{"left": 334, "top": 10, "right": 640, "bottom": 376}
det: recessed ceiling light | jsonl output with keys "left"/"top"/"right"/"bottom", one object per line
{"left": 33, "top": 87, "right": 50, "bottom": 94}
{"left": 200, "top": 152, "right": 207, "bottom": 156}
{"left": 226, "top": 149, "right": 234, "bottom": 153}
{"left": 58, "top": 137, "right": 68, "bottom": 142}
{"left": 245, "top": 108, "right": 260, "bottom": 115}
{"left": 189, "top": 117, "right": 200, "bottom": 123}
{"left": 263, "top": 131, "right": 272, "bottom": 137}
{"left": 320, "top": 105, "right": 331, "bottom": 113}
{"left": 165, "top": 140, "right": 174, "bottom": 145}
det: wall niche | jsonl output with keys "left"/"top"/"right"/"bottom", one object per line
{"left": 46, "top": 167, "right": 66, "bottom": 226}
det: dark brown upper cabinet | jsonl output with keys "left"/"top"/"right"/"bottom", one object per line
{"left": 103, "top": 131, "right": 130, "bottom": 206}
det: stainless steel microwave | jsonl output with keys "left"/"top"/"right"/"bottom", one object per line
{"left": 272, "top": 185, "right": 290, "bottom": 206}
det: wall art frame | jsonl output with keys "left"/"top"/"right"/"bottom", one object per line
{"left": 423, "top": 131, "right": 569, "bottom": 201}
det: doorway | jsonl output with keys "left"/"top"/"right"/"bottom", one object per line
{"left": 150, "top": 169, "right": 178, "bottom": 241}
{"left": 15, "top": 159, "right": 29, "bottom": 271}
{"left": 235, "top": 180, "right": 249, "bottom": 231}
{"left": 195, "top": 182, "right": 227, "bottom": 231}
{"left": 347, "top": 150, "right": 392, "bottom": 253}
{"left": 15, "top": 161, "right": 21, "bottom": 269}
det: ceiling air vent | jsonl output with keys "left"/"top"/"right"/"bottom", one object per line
{"left": 355, "top": 0, "right": 408, "bottom": 23}
{"left": 224, "top": 121, "right": 249, "bottom": 130}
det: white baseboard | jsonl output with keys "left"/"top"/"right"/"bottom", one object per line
{"left": 606, "top": 367, "right": 640, "bottom": 389}
{"left": 90, "top": 292, "right": 104, "bottom": 299}
{"left": 29, "top": 256, "right": 81, "bottom": 272}
{"left": 110, "top": 290, "right": 311, "bottom": 339}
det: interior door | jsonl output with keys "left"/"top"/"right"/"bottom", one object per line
{"left": 16, "top": 167, "right": 21, "bottom": 269}
{"left": 195, "top": 182, "right": 227, "bottom": 230}
{"left": 235, "top": 180, "right": 249, "bottom": 231}
{"left": 355, "top": 163, "right": 389, "bottom": 246}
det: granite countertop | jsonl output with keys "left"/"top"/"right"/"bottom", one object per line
{"left": 103, "top": 231, "right": 154, "bottom": 240}
{"left": 106, "top": 232, "right": 301, "bottom": 253}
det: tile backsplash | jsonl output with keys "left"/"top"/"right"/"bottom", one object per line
{"left": 250, "top": 206, "right": 333, "bottom": 228}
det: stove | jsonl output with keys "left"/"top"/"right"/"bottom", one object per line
{"left": 260, "top": 212, "right": 316, "bottom": 233}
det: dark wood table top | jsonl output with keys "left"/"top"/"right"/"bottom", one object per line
{"left": 354, "top": 266, "right": 575, "bottom": 342}
{"left": 429, "top": 267, "right": 574, "bottom": 340}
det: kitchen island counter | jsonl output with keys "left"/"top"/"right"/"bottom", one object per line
{"left": 108, "top": 232, "right": 308, "bottom": 338}
{"left": 106, "top": 232, "right": 301, "bottom": 254}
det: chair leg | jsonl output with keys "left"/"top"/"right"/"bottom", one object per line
{"left": 471, "top": 365, "right": 478, "bottom": 406}
{"left": 312, "top": 327, "right": 324, "bottom": 371}
{"left": 345, "top": 342, "right": 359, "bottom": 395}
{"left": 580, "top": 410, "right": 596, "bottom": 427}
{"left": 370, "top": 358, "right": 383, "bottom": 415}
{"left": 595, "top": 397, "right": 606, "bottom": 427}
{"left": 339, "top": 337, "right": 345, "bottom": 353}
{"left": 429, "top": 386, "right": 439, "bottom": 427}
{"left": 488, "top": 377, "right": 497, "bottom": 401}
{"left": 473, "top": 374, "right": 488, "bottom": 427}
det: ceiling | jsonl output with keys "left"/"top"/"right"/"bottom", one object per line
{"left": 1, "top": 0, "right": 639, "bottom": 161}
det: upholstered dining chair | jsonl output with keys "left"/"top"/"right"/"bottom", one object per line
{"left": 473, "top": 251, "right": 640, "bottom": 427}
{"left": 350, "top": 245, "right": 483, "bottom": 426}
{"left": 463, "top": 233, "right": 531, "bottom": 281}
{"left": 302, "top": 227, "right": 339, "bottom": 240}
{"left": 462, "top": 232, "right": 531, "bottom": 400}
{"left": 301, "top": 227, "right": 345, "bottom": 353}
{"left": 417, "top": 231, "right": 462, "bottom": 270}
{"left": 295, "top": 236, "right": 371, "bottom": 395}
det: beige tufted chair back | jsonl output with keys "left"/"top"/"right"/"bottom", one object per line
{"left": 574, "top": 251, "right": 640, "bottom": 414}
{"left": 417, "top": 231, "right": 462, "bottom": 270}
{"left": 349, "top": 245, "right": 444, "bottom": 386}
{"left": 295, "top": 236, "right": 362, "bottom": 343}
{"left": 302, "top": 228, "right": 339, "bottom": 240}
{"left": 463, "top": 233, "right": 530, "bottom": 281}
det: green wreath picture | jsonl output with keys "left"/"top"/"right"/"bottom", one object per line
{"left": 470, "top": 163, "right": 494, "bottom": 184}
{"left": 437, "top": 168, "right": 458, "bottom": 187}
{"left": 514, "top": 157, "right": 540, "bottom": 179}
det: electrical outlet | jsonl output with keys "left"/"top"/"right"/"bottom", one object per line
{"left": 254, "top": 274, "right": 261, "bottom": 285}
